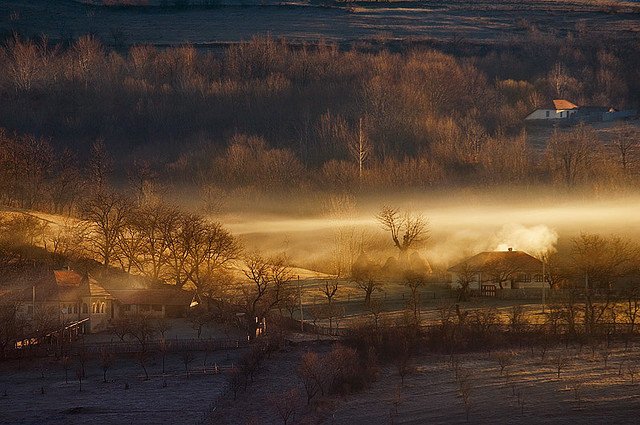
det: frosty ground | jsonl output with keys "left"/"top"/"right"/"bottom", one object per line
{"left": 209, "top": 342, "right": 640, "bottom": 424}
{"left": 0, "top": 321, "right": 248, "bottom": 425}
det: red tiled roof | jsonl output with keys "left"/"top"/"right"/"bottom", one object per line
{"left": 448, "top": 250, "right": 542, "bottom": 273}
{"left": 15, "top": 270, "right": 111, "bottom": 302}
{"left": 53, "top": 270, "right": 84, "bottom": 287}
{"left": 552, "top": 99, "right": 578, "bottom": 110}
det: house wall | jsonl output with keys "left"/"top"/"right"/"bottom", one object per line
{"left": 118, "top": 303, "right": 166, "bottom": 318}
{"left": 525, "top": 108, "right": 578, "bottom": 120}
{"left": 451, "top": 271, "right": 546, "bottom": 290}
{"left": 85, "top": 297, "right": 112, "bottom": 333}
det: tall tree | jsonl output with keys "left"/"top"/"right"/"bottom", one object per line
{"left": 376, "top": 206, "right": 428, "bottom": 262}
{"left": 81, "top": 191, "right": 131, "bottom": 268}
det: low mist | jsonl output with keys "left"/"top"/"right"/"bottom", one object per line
{"left": 220, "top": 192, "right": 640, "bottom": 273}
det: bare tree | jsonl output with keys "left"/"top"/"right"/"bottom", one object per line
{"left": 627, "top": 363, "right": 637, "bottom": 385}
{"left": 99, "top": 349, "right": 115, "bottom": 383}
{"left": 351, "top": 256, "right": 382, "bottom": 306}
{"left": 347, "top": 117, "right": 372, "bottom": 181}
{"left": 87, "top": 139, "right": 112, "bottom": 193}
{"left": 396, "top": 340, "right": 413, "bottom": 386}
{"left": 243, "top": 253, "right": 293, "bottom": 335}
{"left": 610, "top": 122, "right": 639, "bottom": 173}
{"left": 376, "top": 206, "right": 428, "bottom": 262}
{"left": 404, "top": 271, "right": 425, "bottom": 322}
{"left": 270, "top": 388, "right": 300, "bottom": 425}
{"left": 298, "top": 351, "right": 322, "bottom": 404}
{"left": 456, "top": 263, "right": 476, "bottom": 301}
{"left": 545, "top": 124, "right": 599, "bottom": 187}
{"left": 136, "top": 350, "right": 150, "bottom": 381}
{"left": 571, "top": 233, "right": 640, "bottom": 334}
{"left": 0, "top": 302, "right": 25, "bottom": 359}
{"left": 182, "top": 350, "right": 195, "bottom": 378}
{"left": 127, "top": 314, "right": 157, "bottom": 353}
{"left": 81, "top": 190, "right": 131, "bottom": 268}
{"left": 547, "top": 63, "right": 577, "bottom": 99}
{"left": 228, "top": 365, "right": 243, "bottom": 400}
{"left": 495, "top": 351, "right": 513, "bottom": 375}
{"left": 554, "top": 352, "right": 569, "bottom": 379}
{"left": 318, "top": 279, "right": 340, "bottom": 331}
{"left": 61, "top": 356, "right": 71, "bottom": 384}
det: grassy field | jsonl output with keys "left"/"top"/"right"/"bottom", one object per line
{"left": 208, "top": 341, "right": 640, "bottom": 424}
{"left": 2, "top": 0, "right": 639, "bottom": 47}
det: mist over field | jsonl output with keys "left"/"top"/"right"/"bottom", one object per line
{"left": 220, "top": 192, "right": 640, "bottom": 272}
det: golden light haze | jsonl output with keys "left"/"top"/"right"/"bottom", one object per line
{"left": 221, "top": 193, "right": 640, "bottom": 271}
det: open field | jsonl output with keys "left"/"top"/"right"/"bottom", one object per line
{"left": 0, "top": 346, "right": 247, "bottom": 425}
{"left": 0, "top": 320, "right": 248, "bottom": 425}
{"left": 209, "top": 342, "right": 640, "bottom": 424}
{"left": 1, "top": 0, "right": 640, "bottom": 47}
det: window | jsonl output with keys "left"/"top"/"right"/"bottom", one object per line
{"left": 100, "top": 303, "right": 105, "bottom": 314}
{"left": 535, "top": 274, "right": 544, "bottom": 283}
{"left": 140, "top": 305, "right": 151, "bottom": 312}
{"left": 82, "top": 303, "right": 88, "bottom": 314}
{"left": 123, "top": 305, "right": 131, "bottom": 312}
{"left": 73, "top": 305, "right": 78, "bottom": 314}
{"left": 152, "top": 305, "right": 163, "bottom": 312}
{"left": 519, "top": 274, "right": 532, "bottom": 283}
{"left": 92, "top": 303, "right": 96, "bottom": 314}
{"left": 546, "top": 111, "right": 550, "bottom": 118}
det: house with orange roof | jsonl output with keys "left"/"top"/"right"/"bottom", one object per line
{"left": 448, "top": 248, "right": 544, "bottom": 293}
{"left": 524, "top": 99, "right": 579, "bottom": 121}
{"left": 15, "top": 269, "right": 114, "bottom": 333}
{"left": 15, "top": 269, "right": 193, "bottom": 333}
{"left": 525, "top": 99, "right": 636, "bottom": 123}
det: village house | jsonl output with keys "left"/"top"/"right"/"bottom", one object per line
{"left": 525, "top": 99, "right": 636, "bottom": 123}
{"left": 15, "top": 269, "right": 193, "bottom": 333}
{"left": 448, "top": 248, "right": 544, "bottom": 294}
{"left": 525, "top": 99, "right": 580, "bottom": 121}
{"left": 108, "top": 289, "right": 193, "bottom": 319}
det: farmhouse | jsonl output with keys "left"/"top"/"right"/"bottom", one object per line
{"left": 448, "top": 248, "right": 544, "bottom": 292}
{"left": 15, "top": 269, "right": 193, "bottom": 333}
{"left": 525, "top": 99, "right": 636, "bottom": 123}
{"left": 525, "top": 99, "right": 579, "bottom": 121}
{"left": 109, "top": 289, "right": 193, "bottom": 318}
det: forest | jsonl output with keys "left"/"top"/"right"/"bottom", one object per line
{"left": 0, "top": 30, "right": 639, "bottom": 216}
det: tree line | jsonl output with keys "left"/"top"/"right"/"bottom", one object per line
{"left": 0, "top": 34, "right": 639, "bottom": 206}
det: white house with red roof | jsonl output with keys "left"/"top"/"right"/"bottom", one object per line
{"left": 525, "top": 99, "right": 579, "bottom": 121}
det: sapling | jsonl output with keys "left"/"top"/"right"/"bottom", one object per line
{"left": 554, "top": 353, "right": 569, "bottom": 379}
{"left": 600, "top": 348, "right": 611, "bottom": 369}
{"left": 75, "top": 367, "right": 83, "bottom": 392}
{"left": 627, "top": 364, "right": 637, "bottom": 385}
{"left": 495, "top": 352, "right": 513, "bottom": 376}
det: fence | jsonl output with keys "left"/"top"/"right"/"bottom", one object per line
{"left": 3, "top": 336, "right": 249, "bottom": 360}
{"left": 77, "top": 337, "right": 249, "bottom": 354}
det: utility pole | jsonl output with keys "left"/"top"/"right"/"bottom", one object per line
{"left": 585, "top": 271, "right": 589, "bottom": 291}
{"left": 298, "top": 275, "right": 303, "bottom": 332}
{"left": 541, "top": 259, "right": 546, "bottom": 314}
